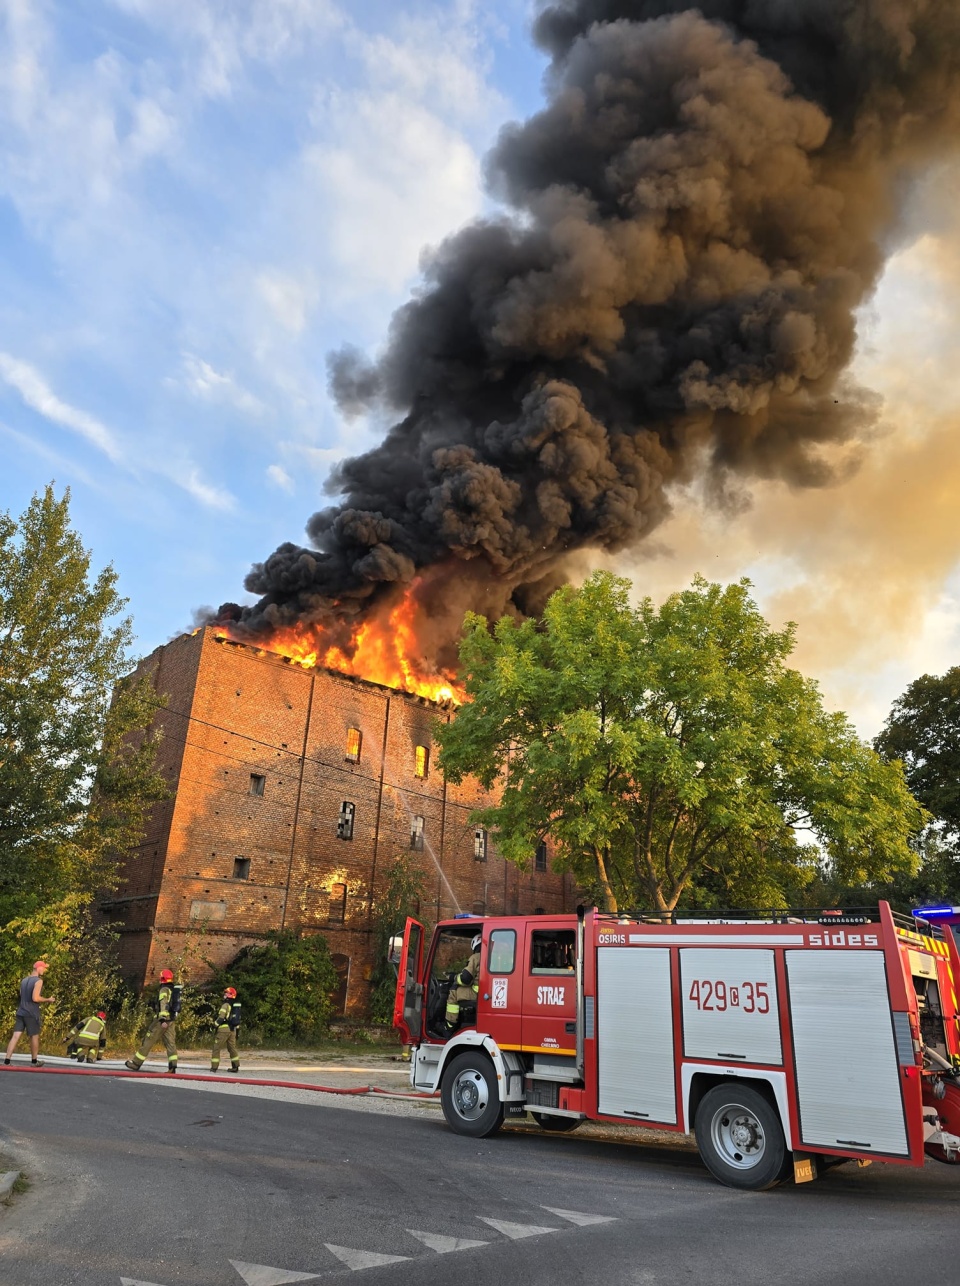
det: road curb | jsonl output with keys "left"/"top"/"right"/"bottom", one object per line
{"left": 0, "top": 1170, "right": 20, "bottom": 1200}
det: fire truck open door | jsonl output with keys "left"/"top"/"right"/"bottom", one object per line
{"left": 393, "top": 917, "right": 425, "bottom": 1046}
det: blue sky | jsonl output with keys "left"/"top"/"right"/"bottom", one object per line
{"left": 2, "top": 0, "right": 959, "bottom": 737}
{"left": 0, "top": 0, "right": 546, "bottom": 635}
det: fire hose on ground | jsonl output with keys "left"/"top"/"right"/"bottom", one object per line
{"left": 0, "top": 1062, "right": 439, "bottom": 1099}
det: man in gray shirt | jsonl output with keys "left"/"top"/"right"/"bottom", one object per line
{"left": 4, "top": 961, "right": 55, "bottom": 1066}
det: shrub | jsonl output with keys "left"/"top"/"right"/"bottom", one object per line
{"left": 211, "top": 931, "right": 338, "bottom": 1041}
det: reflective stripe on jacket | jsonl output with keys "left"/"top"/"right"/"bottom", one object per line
{"left": 216, "top": 1001, "right": 241, "bottom": 1030}
{"left": 68, "top": 1015, "right": 106, "bottom": 1042}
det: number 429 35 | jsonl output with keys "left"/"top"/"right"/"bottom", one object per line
{"left": 688, "top": 979, "right": 770, "bottom": 1013}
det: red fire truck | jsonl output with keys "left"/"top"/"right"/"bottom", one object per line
{"left": 392, "top": 902, "right": 960, "bottom": 1190}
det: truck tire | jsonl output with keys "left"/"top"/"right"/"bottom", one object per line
{"left": 440, "top": 1051, "right": 505, "bottom": 1138}
{"left": 532, "top": 1113, "right": 581, "bottom": 1133}
{"left": 694, "top": 1084, "right": 790, "bottom": 1191}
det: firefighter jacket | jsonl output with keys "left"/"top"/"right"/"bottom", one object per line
{"left": 68, "top": 1014, "right": 106, "bottom": 1045}
{"left": 155, "top": 984, "right": 182, "bottom": 1022}
{"left": 215, "top": 1000, "right": 242, "bottom": 1031}
{"left": 456, "top": 953, "right": 481, "bottom": 994}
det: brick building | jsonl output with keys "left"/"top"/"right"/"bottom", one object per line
{"left": 103, "top": 627, "right": 574, "bottom": 1013}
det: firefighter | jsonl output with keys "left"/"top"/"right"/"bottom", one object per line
{"left": 445, "top": 934, "right": 481, "bottom": 1035}
{"left": 67, "top": 1011, "right": 107, "bottom": 1063}
{"left": 125, "top": 969, "right": 180, "bottom": 1073}
{"left": 210, "top": 986, "right": 241, "bottom": 1074}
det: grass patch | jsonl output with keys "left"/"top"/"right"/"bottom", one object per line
{"left": 0, "top": 1164, "right": 28, "bottom": 1206}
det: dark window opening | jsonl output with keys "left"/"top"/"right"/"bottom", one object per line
{"left": 330, "top": 953, "right": 350, "bottom": 1016}
{"left": 535, "top": 840, "right": 547, "bottom": 872}
{"left": 337, "top": 800, "right": 355, "bottom": 841}
{"left": 249, "top": 774, "right": 265, "bottom": 797}
{"left": 345, "top": 727, "right": 362, "bottom": 762}
{"left": 471, "top": 900, "right": 486, "bottom": 917}
{"left": 329, "top": 882, "right": 347, "bottom": 923}
{"left": 474, "top": 828, "right": 487, "bottom": 862}
{"left": 410, "top": 815, "right": 424, "bottom": 851}
{"left": 232, "top": 857, "right": 250, "bottom": 880}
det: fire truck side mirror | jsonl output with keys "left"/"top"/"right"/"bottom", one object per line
{"left": 387, "top": 934, "right": 404, "bottom": 966}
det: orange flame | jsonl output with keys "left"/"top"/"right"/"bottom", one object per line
{"left": 216, "top": 590, "right": 462, "bottom": 704}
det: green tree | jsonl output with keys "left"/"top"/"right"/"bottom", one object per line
{"left": 368, "top": 852, "right": 428, "bottom": 1025}
{"left": 874, "top": 667, "right": 960, "bottom": 902}
{"left": 212, "top": 931, "right": 339, "bottom": 1041}
{"left": 437, "top": 572, "right": 925, "bottom": 913}
{"left": 0, "top": 485, "right": 167, "bottom": 1007}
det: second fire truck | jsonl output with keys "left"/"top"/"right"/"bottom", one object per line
{"left": 392, "top": 901, "right": 960, "bottom": 1190}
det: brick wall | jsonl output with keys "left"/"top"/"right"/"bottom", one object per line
{"left": 105, "top": 628, "right": 574, "bottom": 1013}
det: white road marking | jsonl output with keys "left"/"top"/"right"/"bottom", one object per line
{"left": 478, "top": 1217, "right": 560, "bottom": 1239}
{"left": 123, "top": 1202, "right": 599, "bottom": 1285}
{"left": 405, "top": 1230, "right": 491, "bottom": 1253}
{"left": 229, "top": 1260, "right": 319, "bottom": 1284}
{"left": 324, "top": 1245, "right": 411, "bottom": 1270}
{"left": 541, "top": 1206, "right": 618, "bottom": 1226}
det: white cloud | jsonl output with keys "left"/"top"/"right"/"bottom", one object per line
{"left": 179, "top": 468, "right": 236, "bottom": 512}
{"left": 266, "top": 463, "right": 294, "bottom": 492}
{"left": 353, "top": 0, "right": 504, "bottom": 125}
{"left": 0, "top": 9, "right": 178, "bottom": 232}
{"left": 305, "top": 95, "right": 482, "bottom": 294}
{"left": 257, "top": 0, "right": 506, "bottom": 305}
{"left": 105, "top": 0, "right": 344, "bottom": 99}
{"left": 256, "top": 271, "right": 318, "bottom": 335}
{"left": 0, "top": 351, "right": 121, "bottom": 460}
{"left": 0, "top": 348, "right": 237, "bottom": 513}
{"left": 0, "top": 417, "right": 104, "bottom": 492}
{"left": 179, "top": 353, "right": 265, "bottom": 416}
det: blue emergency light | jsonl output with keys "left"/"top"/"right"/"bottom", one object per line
{"left": 911, "top": 904, "right": 960, "bottom": 920}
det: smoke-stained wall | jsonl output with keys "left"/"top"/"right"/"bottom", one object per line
{"left": 103, "top": 629, "right": 572, "bottom": 1009}
{"left": 215, "top": 0, "right": 960, "bottom": 672}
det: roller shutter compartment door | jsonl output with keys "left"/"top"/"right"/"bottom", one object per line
{"left": 786, "top": 950, "right": 908, "bottom": 1156}
{"left": 680, "top": 948, "right": 782, "bottom": 1065}
{"left": 597, "top": 947, "right": 676, "bottom": 1124}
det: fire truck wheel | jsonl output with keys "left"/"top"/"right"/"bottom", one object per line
{"left": 695, "top": 1084, "right": 790, "bottom": 1191}
{"left": 531, "top": 1113, "right": 581, "bottom": 1133}
{"left": 440, "top": 1052, "right": 505, "bottom": 1138}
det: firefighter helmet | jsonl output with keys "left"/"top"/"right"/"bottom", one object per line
{"left": 223, "top": 987, "right": 237, "bottom": 999}
{"left": 159, "top": 969, "right": 174, "bottom": 982}
{"left": 96, "top": 1011, "right": 106, "bottom": 1020}
{"left": 471, "top": 934, "right": 482, "bottom": 953}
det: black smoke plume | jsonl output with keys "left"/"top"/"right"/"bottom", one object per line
{"left": 218, "top": 0, "right": 960, "bottom": 670}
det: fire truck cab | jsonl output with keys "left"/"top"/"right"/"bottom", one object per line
{"left": 393, "top": 902, "right": 960, "bottom": 1190}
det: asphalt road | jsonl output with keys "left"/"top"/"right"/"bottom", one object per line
{"left": 1, "top": 1068, "right": 958, "bottom": 1286}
